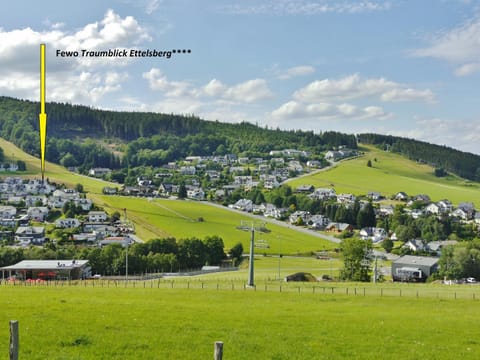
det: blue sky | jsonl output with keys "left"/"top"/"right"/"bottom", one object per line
{"left": 1, "top": 0, "right": 480, "bottom": 153}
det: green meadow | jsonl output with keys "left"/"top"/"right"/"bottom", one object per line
{"left": 1, "top": 282, "right": 480, "bottom": 360}
{"left": 288, "top": 145, "right": 480, "bottom": 205}
{"left": 93, "top": 195, "right": 335, "bottom": 253}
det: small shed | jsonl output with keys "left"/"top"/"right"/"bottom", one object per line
{"left": 392, "top": 255, "right": 439, "bottom": 282}
{"left": 1, "top": 260, "right": 91, "bottom": 281}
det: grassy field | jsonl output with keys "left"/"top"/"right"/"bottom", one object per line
{"left": 288, "top": 145, "right": 480, "bottom": 205}
{"left": 1, "top": 282, "right": 480, "bottom": 359}
{"left": 92, "top": 195, "right": 336, "bottom": 253}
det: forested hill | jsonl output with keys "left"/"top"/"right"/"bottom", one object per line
{"left": 0, "top": 96, "right": 356, "bottom": 171}
{"left": 357, "top": 133, "right": 480, "bottom": 181}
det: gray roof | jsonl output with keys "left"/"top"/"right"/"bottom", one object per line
{"left": 393, "top": 255, "right": 439, "bottom": 267}
{"left": 1, "top": 260, "right": 88, "bottom": 271}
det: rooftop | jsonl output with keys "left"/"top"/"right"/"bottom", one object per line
{"left": 393, "top": 255, "right": 439, "bottom": 267}
{"left": 1, "top": 260, "right": 88, "bottom": 270}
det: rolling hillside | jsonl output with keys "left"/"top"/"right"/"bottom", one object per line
{"left": 287, "top": 145, "right": 480, "bottom": 206}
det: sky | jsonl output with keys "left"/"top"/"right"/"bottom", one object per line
{"left": 1, "top": 0, "right": 480, "bottom": 154}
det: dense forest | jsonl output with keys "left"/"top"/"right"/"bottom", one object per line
{"left": 357, "top": 133, "right": 480, "bottom": 181}
{"left": 0, "top": 96, "right": 356, "bottom": 172}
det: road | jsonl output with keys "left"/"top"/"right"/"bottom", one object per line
{"left": 203, "top": 201, "right": 341, "bottom": 244}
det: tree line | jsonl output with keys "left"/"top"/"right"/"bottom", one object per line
{"left": 0, "top": 235, "right": 238, "bottom": 276}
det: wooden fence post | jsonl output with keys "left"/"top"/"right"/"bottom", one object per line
{"left": 214, "top": 341, "right": 223, "bottom": 360}
{"left": 10, "top": 320, "right": 19, "bottom": 360}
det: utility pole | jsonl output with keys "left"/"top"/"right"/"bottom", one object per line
{"left": 236, "top": 221, "right": 270, "bottom": 287}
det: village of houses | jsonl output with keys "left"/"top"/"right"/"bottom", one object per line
{"left": 0, "top": 147, "right": 477, "bottom": 283}
{"left": 94, "top": 147, "right": 476, "bottom": 256}
{"left": 0, "top": 176, "right": 130, "bottom": 248}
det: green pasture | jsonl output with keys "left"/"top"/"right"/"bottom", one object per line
{"left": 288, "top": 145, "right": 480, "bottom": 205}
{"left": 1, "top": 283, "right": 480, "bottom": 359}
{"left": 94, "top": 196, "right": 336, "bottom": 253}
{"left": 192, "top": 255, "right": 342, "bottom": 282}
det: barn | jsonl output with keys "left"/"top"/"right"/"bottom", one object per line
{"left": 1, "top": 260, "right": 91, "bottom": 281}
{"left": 391, "top": 255, "right": 439, "bottom": 282}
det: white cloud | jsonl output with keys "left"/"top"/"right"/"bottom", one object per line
{"left": 271, "top": 100, "right": 391, "bottom": 120}
{"left": 48, "top": 71, "right": 127, "bottom": 103}
{"left": 223, "top": 79, "right": 273, "bottom": 103}
{"left": 293, "top": 74, "right": 435, "bottom": 103}
{"left": 454, "top": 62, "right": 480, "bottom": 76}
{"left": 0, "top": 10, "right": 150, "bottom": 104}
{"left": 142, "top": 68, "right": 193, "bottom": 97}
{"left": 203, "top": 79, "right": 227, "bottom": 97}
{"left": 145, "top": 0, "right": 162, "bottom": 14}
{"left": 413, "top": 15, "right": 480, "bottom": 76}
{"left": 380, "top": 88, "right": 435, "bottom": 103}
{"left": 277, "top": 65, "right": 315, "bottom": 80}
{"left": 219, "top": 0, "right": 392, "bottom": 15}
{"left": 144, "top": 68, "right": 273, "bottom": 103}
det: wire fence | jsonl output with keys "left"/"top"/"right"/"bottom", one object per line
{"left": 0, "top": 278, "right": 479, "bottom": 301}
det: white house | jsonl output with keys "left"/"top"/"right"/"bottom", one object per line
{"left": 74, "top": 198, "right": 93, "bottom": 211}
{"left": 27, "top": 207, "right": 49, "bottom": 222}
{"left": 230, "top": 199, "right": 253, "bottom": 212}
{"left": 451, "top": 208, "right": 468, "bottom": 220}
{"left": 55, "top": 218, "right": 81, "bottom": 229}
{"left": 89, "top": 168, "right": 112, "bottom": 177}
{"left": 187, "top": 188, "right": 205, "bottom": 200}
{"left": 180, "top": 166, "right": 196, "bottom": 175}
{"left": 0, "top": 206, "right": 17, "bottom": 219}
{"left": 88, "top": 211, "right": 108, "bottom": 222}
{"left": 403, "top": 239, "right": 426, "bottom": 252}
{"left": 360, "top": 227, "right": 387, "bottom": 243}
{"left": 337, "top": 193, "right": 356, "bottom": 204}
{"left": 15, "top": 226, "right": 45, "bottom": 245}
{"left": 309, "top": 188, "right": 336, "bottom": 201}
{"left": 394, "top": 192, "right": 408, "bottom": 201}
{"left": 425, "top": 203, "right": 440, "bottom": 215}
{"left": 52, "top": 189, "right": 78, "bottom": 200}
{"left": 308, "top": 215, "right": 330, "bottom": 230}
{"left": 289, "top": 211, "right": 310, "bottom": 224}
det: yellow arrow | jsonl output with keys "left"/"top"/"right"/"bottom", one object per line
{"left": 39, "top": 43, "right": 47, "bottom": 181}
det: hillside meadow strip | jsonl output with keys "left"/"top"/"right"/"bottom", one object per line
{"left": 288, "top": 145, "right": 480, "bottom": 206}
{"left": 93, "top": 195, "right": 335, "bottom": 253}
{"left": 1, "top": 284, "right": 480, "bottom": 359}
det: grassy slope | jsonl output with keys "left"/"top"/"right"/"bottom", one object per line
{"left": 93, "top": 195, "right": 334, "bottom": 253}
{"left": 288, "top": 145, "right": 480, "bottom": 205}
{"left": 1, "top": 285, "right": 480, "bottom": 359}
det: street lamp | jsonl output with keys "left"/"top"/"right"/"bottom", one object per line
{"left": 277, "top": 235, "right": 282, "bottom": 281}
{"left": 125, "top": 236, "right": 129, "bottom": 281}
